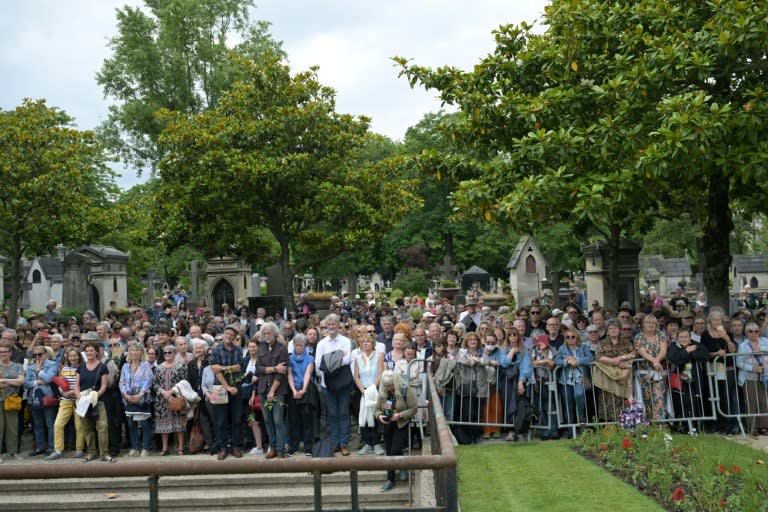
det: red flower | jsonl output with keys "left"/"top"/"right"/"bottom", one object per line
{"left": 622, "top": 437, "right": 632, "bottom": 449}
{"left": 731, "top": 464, "right": 741, "bottom": 474}
{"left": 599, "top": 443, "right": 609, "bottom": 452}
{"left": 671, "top": 487, "right": 685, "bottom": 502}
{"left": 718, "top": 464, "right": 726, "bottom": 474}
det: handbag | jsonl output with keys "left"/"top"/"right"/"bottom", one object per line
{"left": 249, "top": 390, "right": 261, "bottom": 411}
{"left": 188, "top": 408, "right": 204, "bottom": 454}
{"left": 42, "top": 395, "right": 60, "bottom": 408}
{"left": 3, "top": 393, "right": 22, "bottom": 412}
{"left": 669, "top": 372, "right": 684, "bottom": 392}
{"left": 210, "top": 384, "right": 229, "bottom": 405}
{"left": 167, "top": 393, "right": 186, "bottom": 411}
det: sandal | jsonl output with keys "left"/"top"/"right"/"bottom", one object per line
{"left": 102, "top": 455, "right": 117, "bottom": 463}
{"left": 82, "top": 454, "right": 97, "bottom": 463}
{"left": 177, "top": 450, "right": 184, "bottom": 456}
{"left": 159, "top": 450, "right": 169, "bottom": 456}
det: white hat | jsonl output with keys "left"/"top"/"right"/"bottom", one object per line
{"left": 551, "top": 308, "right": 563, "bottom": 317}
{"left": 423, "top": 311, "right": 436, "bottom": 318}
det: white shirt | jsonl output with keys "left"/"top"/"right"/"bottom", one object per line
{"left": 315, "top": 333, "right": 353, "bottom": 388}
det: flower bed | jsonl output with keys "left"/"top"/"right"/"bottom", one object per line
{"left": 573, "top": 425, "right": 768, "bottom": 511}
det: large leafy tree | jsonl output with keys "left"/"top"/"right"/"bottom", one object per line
{"left": 97, "top": 0, "right": 283, "bottom": 173}
{"left": 156, "top": 54, "right": 417, "bottom": 307}
{"left": 398, "top": 0, "right": 768, "bottom": 308}
{"left": 0, "top": 99, "right": 116, "bottom": 324}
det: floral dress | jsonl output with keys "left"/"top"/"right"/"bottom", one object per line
{"left": 153, "top": 362, "right": 187, "bottom": 433}
{"left": 634, "top": 331, "right": 668, "bottom": 421}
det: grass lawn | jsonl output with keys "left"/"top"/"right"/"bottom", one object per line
{"left": 456, "top": 439, "right": 665, "bottom": 512}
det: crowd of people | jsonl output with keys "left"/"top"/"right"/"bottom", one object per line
{"left": 2, "top": 285, "right": 768, "bottom": 483}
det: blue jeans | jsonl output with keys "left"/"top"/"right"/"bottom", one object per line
{"left": 32, "top": 405, "right": 57, "bottom": 452}
{"left": 441, "top": 391, "right": 455, "bottom": 422}
{"left": 322, "top": 385, "right": 351, "bottom": 448}
{"left": 214, "top": 390, "right": 244, "bottom": 450}
{"left": 560, "top": 383, "right": 587, "bottom": 425}
{"left": 126, "top": 417, "right": 151, "bottom": 451}
{"left": 261, "top": 392, "right": 288, "bottom": 454}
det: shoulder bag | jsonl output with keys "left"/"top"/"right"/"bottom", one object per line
{"left": 3, "top": 393, "right": 22, "bottom": 412}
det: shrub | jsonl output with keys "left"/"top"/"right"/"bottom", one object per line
{"left": 392, "top": 269, "right": 431, "bottom": 296}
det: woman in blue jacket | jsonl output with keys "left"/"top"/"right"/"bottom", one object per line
{"left": 555, "top": 326, "right": 594, "bottom": 431}
{"left": 24, "top": 346, "right": 59, "bottom": 456}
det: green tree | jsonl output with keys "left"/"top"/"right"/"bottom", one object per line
{"left": 0, "top": 99, "right": 116, "bottom": 324}
{"left": 97, "top": 0, "right": 283, "bottom": 173}
{"left": 397, "top": 0, "right": 768, "bottom": 308}
{"left": 156, "top": 53, "right": 417, "bottom": 308}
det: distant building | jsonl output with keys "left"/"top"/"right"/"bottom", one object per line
{"left": 507, "top": 236, "right": 549, "bottom": 307}
{"left": 23, "top": 256, "right": 64, "bottom": 313}
{"left": 640, "top": 255, "right": 693, "bottom": 295}
{"left": 731, "top": 254, "right": 768, "bottom": 292}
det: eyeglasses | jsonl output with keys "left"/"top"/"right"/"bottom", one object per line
{"left": 530, "top": 311, "right": 540, "bottom": 315}
{"left": 565, "top": 335, "right": 578, "bottom": 339}
{"left": 164, "top": 351, "right": 174, "bottom": 355}
{"left": 109, "top": 343, "right": 121, "bottom": 347}
{"left": 747, "top": 329, "right": 759, "bottom": 333}
{"left": 621, "top": 327, "right": 632, "bottom": 331}
{"left": 34, "top": 353, "right": 44, "bottom": 357}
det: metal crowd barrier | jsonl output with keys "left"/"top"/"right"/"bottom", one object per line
{"left": 443, "top": 360, "right": 554, "bottom": 441}
{"left": 715, "top": 351, "right": 768, "bottom": 437}
{"left": 440, "top": 352, "right": 768, "bottom": 439}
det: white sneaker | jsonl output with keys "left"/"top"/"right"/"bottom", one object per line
{"left": 128, "top": 449, "right": 138, "bottom": 457}
{"left": 248, "top": 447, "right": 264, "bottom": 455}
{"left": 373, "top": 444, "right": 385, "bottom": 456}
{"left": 358, "top": 444, "right": 373, "bottom": 455}
{"left": 140, "top": 450, "right": 149, "bottom": 457}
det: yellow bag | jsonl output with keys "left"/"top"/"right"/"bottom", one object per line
{"left": 3, "top": 393, "right": 22, "bottom": 412}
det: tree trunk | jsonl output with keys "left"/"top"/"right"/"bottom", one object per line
{"left": 604, "top": 224, "right": 621, "bottom": 311}
{"left": 278, "top": 237, "right": 295, "bottom": 318}
{"left": 7, "top": 237, "right": 22, "bottom": 328}
{"left": 701, "top": 168, "right": 733, "bottom": 309}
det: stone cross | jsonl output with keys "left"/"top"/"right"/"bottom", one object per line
{"left": 436, "top": 255, "right": 458, "bottom": 282}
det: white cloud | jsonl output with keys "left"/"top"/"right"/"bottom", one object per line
{"left": 0, "top": 0, "right": 549, "bottom": 188}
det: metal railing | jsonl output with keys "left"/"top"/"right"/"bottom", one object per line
{"left": 442, "top": 352, "right": 768, "bottom": 441}
{"left": 0, "top": 371, "right": 458, "bottom": 512}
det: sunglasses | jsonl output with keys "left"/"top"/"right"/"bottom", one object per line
{"left": 747, "top": 329, "right": 759, "bottom": 333}
{"left": 34, "top": 353, "right": 44, "bottom": 357}
{"left": 164, "top": 351, "right": 175, "bottom": 355}
{"left": 565, "top": 335, "right": 578, "bottom": 339}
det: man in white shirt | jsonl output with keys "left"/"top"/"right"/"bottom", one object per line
{"left": 315, "top": 314, "right": 354, "bottom": 455}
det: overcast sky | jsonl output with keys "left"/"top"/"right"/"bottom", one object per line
{"left": 0, "top": 0, "right": 549, "bottom": 188}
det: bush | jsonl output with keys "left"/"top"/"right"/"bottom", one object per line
{"left": 389, "top": 288, "right": 404, "bottom": 300}
{"left": 391, "top": 269, "right": 431, "bottom": 296}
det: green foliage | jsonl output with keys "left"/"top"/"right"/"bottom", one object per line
{"left": 640, "top": 213, "right": 701, "bottom": 260}
{"left": 391, "top": 269, "right": 431, "bottom": 296}
{"left": 97, "top": 0, "right": 284, "bottom": 172}
{"left": 574, "top": 426, "right": 768, "bottom": 511}
{"left": 396, "top": 0, "right": 768, "bottom": 308}
{"left": 388, "top": 288, "right": 404, "bottom": 300}
{"left": 0, "top": 99, "right": 116, "bottom": 325}
{"left": 156, "top": 53, "right": 418, "bottom": 307}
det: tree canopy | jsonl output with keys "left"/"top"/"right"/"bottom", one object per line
{"left": 397, "top": 0, "right": 768, "bottom": 308}
{"left": 0, "top": 99, "right": 115, "bottom": 324}
{"left": 156, "top": 53, "right": 417, "bottom": 307}
{"left": 97, "top": 0, "right": 283, "bottom": 172}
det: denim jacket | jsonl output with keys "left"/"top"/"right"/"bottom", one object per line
{"left": 24, "top": 359, "right": 59, "bottom": 397}
{"left": 555, "top": 343, "right": 594, "bottom": 386}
